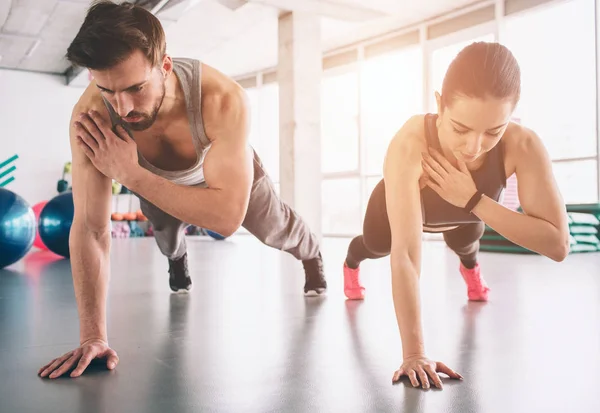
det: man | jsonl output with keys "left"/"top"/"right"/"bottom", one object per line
{"left": 38, "top": 0, "right": 326, "bottom": 380}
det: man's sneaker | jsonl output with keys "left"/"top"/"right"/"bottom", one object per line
{"left": 168, "top": 252, "right": 192, "bottom": 293}
{"left": 302, "top": 252, "right": 327, "bottom": 296}
{"left": 343, "top": 262, "right": 365, "bottom": 300}
{"left": 459, "top": 262, "right": 489, "bottom": 301}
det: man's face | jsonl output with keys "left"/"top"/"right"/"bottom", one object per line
{"left": 91, "top": 50, "right": 169, "bottom": 131}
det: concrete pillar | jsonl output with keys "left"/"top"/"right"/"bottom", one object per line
{"left": 278, "top": 12, "right": 323, "bottom": 237}
{"left": 596, "top": 0, "right": 600, "bottom": 201}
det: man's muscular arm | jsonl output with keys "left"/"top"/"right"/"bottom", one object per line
{"left": 120, "top": 88, "right": 253, "bottom": 236}
{"left": 39, "top": 89, "right": 119, "bottom": 380}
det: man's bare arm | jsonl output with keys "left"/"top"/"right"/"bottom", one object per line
{"left": 120, "top": 88, "right": 253, "bottom": 236}
{"left": 39, "top": 97, "right": 119, "bottom": 379}
{"left": 69, "top": 103, "right": 114, "bottom": 343}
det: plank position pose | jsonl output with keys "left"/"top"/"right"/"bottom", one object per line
{"left": 39, "top": 0, "right": 326, "bottom": 379}
{"left": 342, "top": 41, "right": 570, "bottom": 389}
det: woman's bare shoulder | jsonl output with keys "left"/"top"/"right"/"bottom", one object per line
{"left": 384, "top": 114, "right": 429, "bottom": 176}
{"left": 501, "top": 121, "right": 548, "bottom": 174}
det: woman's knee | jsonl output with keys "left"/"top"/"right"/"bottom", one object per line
{"left": 361, "top": 232, "right": 390, "bottom": 257}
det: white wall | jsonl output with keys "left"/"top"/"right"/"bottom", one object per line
{"left": 0, "top": 69, "right": 84, "bottom": 206}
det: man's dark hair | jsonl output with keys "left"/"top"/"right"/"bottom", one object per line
{"left": 66, "top": 0, "right": 166, "bottom": 70}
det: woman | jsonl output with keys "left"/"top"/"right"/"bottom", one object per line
{"left": 342, "top": 42, "right": 570, "bottom": 390}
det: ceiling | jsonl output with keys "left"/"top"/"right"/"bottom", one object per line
{"left": 0, "top": 0, "right": 479, "bottom": 85}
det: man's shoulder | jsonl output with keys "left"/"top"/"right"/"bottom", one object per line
{"left": 201, "top": 65, "right": 248, "bottom": 123}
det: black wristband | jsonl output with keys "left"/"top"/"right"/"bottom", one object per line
{"left": 464, "top": 191, "right": 483, "bottom": 213}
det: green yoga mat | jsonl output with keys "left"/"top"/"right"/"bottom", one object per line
{"left": 480, "top": 205, "right": 600, "bottom": 254}
{"left": 481, "top": 234, "right": 506, "bottom": 242}
{"left": 566, "top": 203, "right": 600, "bottom": 214}
{"left": 570, "top": 243, "right": 600, "bottom": 252}
{"left": 479, "top": 244, "right": 536, "bottom": 254}
{"left": 572, "top": 234, "right": 600, "bottom": 245}
{"left": 569, "top": 225, "right": 598, "bottom": 235}
{"left": 568, "top": 212, "right": 599, "bottom": 227}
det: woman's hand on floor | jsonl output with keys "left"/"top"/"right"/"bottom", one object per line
{"left": 393, "top": 355, "right": 463, "bottom": 389}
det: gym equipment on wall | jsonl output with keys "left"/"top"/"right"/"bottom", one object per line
{"left": 0, "top": 154, "right": 18, "bottom": 188}
{"left": 56, "top": 162, "right": 72, "bottom": 193}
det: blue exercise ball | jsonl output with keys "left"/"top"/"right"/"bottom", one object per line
{"left": 0, "top": 188, "right": 36, "bottom": 269}
{"left": 206, "top": 230, "right": 227, "bottom": 240}
{"left": 39, "top": 191, "right": 74, "bottom": 258}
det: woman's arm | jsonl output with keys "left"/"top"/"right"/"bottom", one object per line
{"left": 385, "top": 119, "right": 463, "bottom": 389}
{"left": 472, "top": 128, "right": 570, "bottom": 261}
{"left": 383, "top": 129, "right": 426, "bottom": 360}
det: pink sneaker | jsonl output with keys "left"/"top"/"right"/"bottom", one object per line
{"left": 344, "top": 262, "right": 365, "bottom": 300}
{"left": 459, "top": 263, "right": 490, "bottom": 301}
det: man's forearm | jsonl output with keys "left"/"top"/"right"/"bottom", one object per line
{"left": 122, "top": 166, "right": 241, "bottom": 236}
{"left": 472, "top": 195, "right": 569, "bottom": 261}
{"left": 69, "top": 224, "right": 111, "bottom": 343}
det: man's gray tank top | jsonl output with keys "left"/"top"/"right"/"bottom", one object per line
{"left": 101, "top": 58, "right": 211, "bottom": 187}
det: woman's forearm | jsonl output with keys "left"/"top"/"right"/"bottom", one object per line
{"left": 390, "top": 252, "right": 425, "bottom": 358}
{"left": 472, "top": 195, "right": 569, "bottom": 261}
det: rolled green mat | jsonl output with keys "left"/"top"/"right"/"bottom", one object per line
{"left": 569, "top": 225, "right": 598, "bottom": 235}
{"left": 570, "top": 243, "right": 600, "bottom": 252}
{"left": 479, "top": 237, "right": 530, "bottom": 248}
{"left": 568, "top": 212, "right": 599, "bottom": 226}
{"left": 566, "top": 203, "right": 600, "bottom": 214}
{"left": 481, "top": 243, "right": 599, "bottom": 254}
{"left": 572, "top": 234, "right": 600, "bottom": 245}
{"left": 481, "top": 234, "right": 507, "bottom": 242}
{"left": 484, "top": 228, "right": 499, "bottom": 237}
{"left": 480, "top": 244, "right": 536, "bottom": 254}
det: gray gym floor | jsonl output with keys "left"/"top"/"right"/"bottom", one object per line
{"left": 1, "top": 235, "right": 599, "bottom": 413}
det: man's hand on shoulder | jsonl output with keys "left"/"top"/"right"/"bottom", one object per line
{"left": 73, "top": 110, "right": 141, "bottom": 185}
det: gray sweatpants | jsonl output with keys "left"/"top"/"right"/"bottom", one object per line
{"left": 136, "top": 150, "right": 320, "bottom": 261}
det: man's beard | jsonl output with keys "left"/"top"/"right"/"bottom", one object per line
{"left": 125, "top": 86, "right": 166, "bottom": 131}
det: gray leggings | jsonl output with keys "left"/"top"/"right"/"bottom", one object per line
{"left": 346, "top": 178, "right": 484, "bottom": 269}
{"left": 137, "top": 150, "right": 320, "bottom": 261}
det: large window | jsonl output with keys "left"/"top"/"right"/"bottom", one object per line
{"left": 320, "top": 67, "right": 361, "bottom": 235}
{"left": 503, "top": 0, "right": 597, "bottom": 202}
{"left": 245, "top": 87, "right": 261, "bottom": 151}
{"left": 241, "top": 0, "right": 600, "bottom": 238}
{"left": 252, "top": 83, "right": 280, "bottom": 184}
{"left": 361, "top": 46, "right": 424, "bottom": 176}
{"left": 321, "top": 69, "right": 360, "bottom": 174}
{"left": 552, "top": 160, "right": 598, "bottom": 204}
{"left": 237, "top": 84, "right": 280, "bottom": 234}
{"left": 322, "top": 178, "right": 362, "bottom": 235}
{"left": 243, "top": 84, "right": 281, "bottom": 185}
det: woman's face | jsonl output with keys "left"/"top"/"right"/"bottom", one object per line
{"left": 435, "top": 92, "right": 515, "bottom": 163}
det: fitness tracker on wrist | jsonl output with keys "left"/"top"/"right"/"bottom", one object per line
{"left": 464, "top": 191, "right": 484, "bottom": 213}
